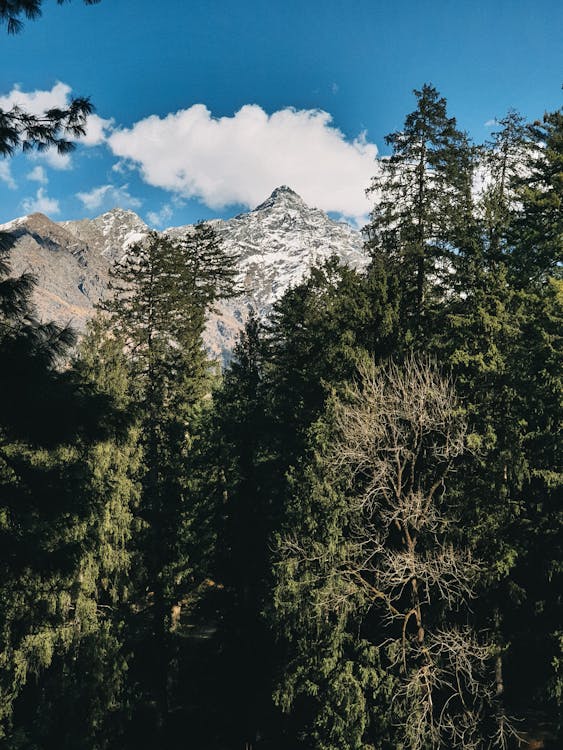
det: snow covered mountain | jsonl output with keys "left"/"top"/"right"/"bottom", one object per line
{"left": 0, "top": 187, "right": 367, "bottom": 360}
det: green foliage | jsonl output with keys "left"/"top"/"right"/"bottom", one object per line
{"left": 0, "top": 85, "right": 561, "bottom": 750}
{"left": 206, "top": 256, "right": 402, "bottom": 743}
{"left": 273, "top": 358, "right": 506, "bottom": 750}
{"left": 263, "top": 256, "right": 397, "bottom": 458}
{"left": 273, "top": 415, "right": 397, "bottom": 750}
{"left": 425, "top": 103, "right": 563, "bottom": 739}
{"left": 102, "top": 224, "right": 237, "bottom": 403}
{"left": 0, "top": 95, "right": 94, "bottom": 158}
{"left": 510, "top": 109, "right": 563, "bottom": 285}
{"left": 479, "top": 110, "right": 528, "bottom": 263}
{"left": 271, "top": 90, "right": 561, "bottom": 748}
{"left": 365, "top": 84, "right": 474, "bottom": 336}
{"left": 0, "top": 256, "right": 139, "bottom": 743}
{"left": 205, "top": 256, "right": 398, "bottom": 747}
{"left": 99, "top": 225, "right": 239, "bottom": 739}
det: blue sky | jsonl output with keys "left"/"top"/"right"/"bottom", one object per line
{"left": 0, "top": 0, "right": 561, "bottom": 227}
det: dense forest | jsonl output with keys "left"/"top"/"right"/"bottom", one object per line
{"left": 0, "top": 7, "right": 562, "bottom": 749}
{"left": 1, "top": 78, "right": 561, "bottom": 749}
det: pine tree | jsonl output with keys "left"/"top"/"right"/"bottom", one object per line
{"left": 101, "top": 224, "right": 238, "bottom": 740}
{"left": 479, "top": 110, "right": 528, "bottom": 263}
{"left": 365, "top": 84, "right": 474, "bottom": 340}
{"left": 206, "top": 258, "right": 401, "bottom": 747}
{"left": 0, "top": 248, "right": 138, "bottom": 743}
{"left": 509, "top": 108, "right": 563, "bottom": 285}
{"left": 499, "top": 109, "right": 562, "bottom": 738}
{"left": 426, "top": 105, "right": 562, "bottom": 743}
{"left": 274, "top": 413, "right": 396, "bottom": 750}
{"left": 191, "top": 311, "right": 266, "bottom": 747}
{"left": 264, "top": 256, "right": 386, "bottom": 462}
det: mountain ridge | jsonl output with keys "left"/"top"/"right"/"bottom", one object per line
{"left": 0, "top": 187, "right": 367, "bottom": 360}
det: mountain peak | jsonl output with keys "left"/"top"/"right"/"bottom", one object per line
{"left": 1, "top": 212, "right": 65, "bottom": 238}
{"left": 271, "top": 185, "right": 300, "bottom": 199}
{"left": 254, "top": 185, "right": 306, "bottom": 212}
{"left": 92, "top": 207, "right": 146, "bottom": 225}
{"left": 88, "top": 207, "right": 148, "bottom": 244}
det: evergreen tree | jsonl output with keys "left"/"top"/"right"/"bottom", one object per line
{"left": 499, "top": 109, "right": 562, "bottom": 738}
{"left": 205, "top": 257, "right": 400, "bottom": 747}
{"left": 479, "top": 110, "right": 528, "bottom": 263}
{"left": 275, "top": 358, "right": 505, "bottom": 750}
{"left": 509, "top": 108, "right": 563, "bottom": 285}
{"left": 101, "top": 224, "right": 238, "bottom": 741}
{"left": 0, "top": 94, "right": 94, "bottom": 159}
{"left": 207, "top": 310, "right": 279, "bottom": 748}
{"left": 0, "top": 247, "right": 138, "bottom": 743}
{"left": 365, "top": 84, "right": 474, "bottom": 339}
{"left": 264, "top": 256, "right": 388, "bottom": 463}
{"left": 411, "top": 104, "right": 561, "bottom": 745}
{"left": 274, "top": 414, "right": 396, "bottom": 750}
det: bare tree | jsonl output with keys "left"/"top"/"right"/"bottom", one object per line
{"left": 280, "top": 356, "right": 518, "bottom": 749}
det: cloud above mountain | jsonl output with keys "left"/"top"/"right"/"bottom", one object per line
{"left": 1, "top": 82, "right": 379, "bottom": 224}
{"left": 76, "top": 184, "right": 142, "bottom": 212}
{"left": 108, "top": 104, "right": 377, "bottom": 221}
{"left": 22, "top": 188, "right": 60, "bottom": 215}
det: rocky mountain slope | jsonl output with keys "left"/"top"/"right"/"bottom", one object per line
{"left": 0, "top": 186, "right": 367, "bottom": 360}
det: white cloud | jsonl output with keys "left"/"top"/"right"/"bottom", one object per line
{"left": 79, "top": 113, "right": 114, "bottom": 146}
{"left": 112, "top": 159, "right": 134, "bottom": 174}
{"left": 0, "top": 161, "right": 17, "bottom": 189}
{"left": 108, "top": 104, "right": 378, "bottom": 221}
{"left": 29, "top": 149, "right": 73, "bottom": 170}
{"left": 76, "top": 184, "right": 113, "bottom": 210}
{"left": 22, "top": 188, "right": 60, "bottom": 215}
{"left": 0, "top": 82, "right": 112, "bottom": 157}
{"left": 26, "top": 165, "right": 48, "bottom": 184}
{"left": 76, "top": 183, "right": 142, "bottom": 212}
{"left": 147, "top": 203, "right": 174, "bottom": 228}
{"left": 0, "top": 81, "right": 72, "bottom": 115}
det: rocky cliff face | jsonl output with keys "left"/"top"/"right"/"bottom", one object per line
{"left": 0, "top": 187, "right": 367, "bottom": 360}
